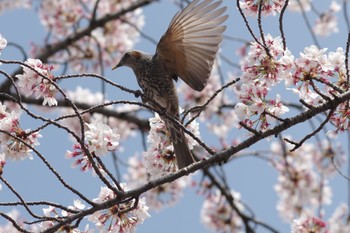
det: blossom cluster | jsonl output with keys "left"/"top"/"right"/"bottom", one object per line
{"left": 35, "top": 0, "right": 144, "bottom": 72}
{"left": 240, "top": 0, "right": 340, "bottom": 38}
{"left": 291, "top": 215, "right": 327, "bottom": 233}
{"left": 270, "top": 139, "right": 345, "bottom": 222}
{"left": 123, "top": 113, "right": 197, "bottom": 212}
{"left": 239, "top": 0, "right": 286, "bottom": 16}
{"left": 235, "top": 34, "right": 349, "bottom": 135}
{"left": 0, "top": 187, "right": 149, "bottom": 233}
{"left": 287, "top": 45, "right": 349, "bottom": 135}
{"left": 0, "top": 102, "right": 41, "bottom": 162}
{"left": 313, "top": 1, "right": 340, "bottom": 37}
{"left": 66, "top": 118, "right": 120, "bottom": 174}
{"left": 0, "top": 34, "right": 6, "bottom": 53}
{"left": 16, "top": 58, "right": 58, "bottom": 106}
{"left": 89, "top": 183, "right": 150, "bottom": 232}
{"left": 36, "top": 200, "right": 87, "bottom": 231}
{"left": 144, "top": 113, "right": 200, "bottom": 177}
{"left": 288, "top": 0, "right": 312, "bottom": 12}
{"left": 200, "top": 189, "right": 243, "bottom": 232}
{"left": 0, "top": 0, "right": 31, "bottom": 15}
{"left": 291, "top": 202, "right": 350, "bottom": 232}
{"left": 234, "top": 35, "right": 291, "bottom": 131}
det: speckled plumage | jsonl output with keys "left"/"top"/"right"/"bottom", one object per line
{"left": 113, "top": 0, "right": 227, "bottom": 169}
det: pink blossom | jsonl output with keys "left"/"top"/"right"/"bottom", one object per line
{"left": 313, "top": 1, "right": 340, "bottom": 37}
{"left": 85, "top": 120, "right": 120, "bottom": 156}
{"left": 291, "top": 215, "right": 327, "bottom": 233}
{"left": 287, "top": 45, "right": 346, "bottom": 106}
{"left": 288, "top": 0, "right": 312, "bottom": 12}
{"left": 66, "top": 143, "right": 106, "bottom": 176}
{"left": 328, "top": 203, "right": 350, "bottom": 232}
{"left": 201, "top": 190, "right": 243, "bottom": 232}
{"left": 36, "top": 0, "right": 144, "bottom": 72}
{"left": 271, "top": 141, "right": 333, "bottom": 221}
{"left": 66, "top": 119, "right": 119, "bottom": 175}
{"left": 0, "top": 209, "right": 25, "bottom": 232}
{"left": 38, "top": 201, "right": 89, "bottom": 232}
{"left": 234, "top": 35, "right": 292, "bottom": 131}
{"left": 88, "top": 184, "right": 150, "bottom": 233}
{"left": 239, "top": 0, "right": 285, "bottom": 16}
{"left": 0, "top": 34, "right": 6, "bottom": 51}
{"left": 0, "top": 0, "right": 31, "bottom": 14}
{"left": 16, "top": 58, "right": 57, "bottom": 106}
{"left": 144, "top": 113, "right": 200, "bottom": 176}
{"left": 329, "top": 101, "right": 350, "bottom": 135}
{"left": 0, "top": 102, "right": 41, "bottom": 160}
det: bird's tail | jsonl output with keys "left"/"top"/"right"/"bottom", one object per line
{"left": 168, "top": 123, "right": 195, "bottom": 169}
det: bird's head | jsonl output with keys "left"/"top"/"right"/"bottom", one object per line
{"left": 112, "top": 50, "right": 144, "bottom": 70}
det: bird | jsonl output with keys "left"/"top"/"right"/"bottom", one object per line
{"left": 112, "top": 0, "right": 227, "bottom": 169}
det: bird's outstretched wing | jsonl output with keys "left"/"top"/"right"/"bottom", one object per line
{"left": 155, "top": 0, "right": 228, "bottom": 91}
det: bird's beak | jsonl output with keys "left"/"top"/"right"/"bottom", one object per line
{"left": 112, "top": 58, "right": 125, "bottom": 70}
{"left": 112, "top": 62, "right": 122, "bottom": 70}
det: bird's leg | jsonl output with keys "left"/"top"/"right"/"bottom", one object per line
{"left": 134, "top": 90, "right": 148, "bottom": 104}
{"left": 134, "top": 89, "right": 143, "bottom": 98}
{"left": 158, "top": 106, "right": 167, "bottom": 116}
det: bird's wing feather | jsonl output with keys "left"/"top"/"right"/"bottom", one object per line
{"left": 155, "top": 0, "right": 228, "bottom": 91}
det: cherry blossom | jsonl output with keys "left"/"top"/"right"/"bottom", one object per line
{"left": 0, "top": 209, "right": 24, "bottom": 232}
{"left": 36, "top": 0, "right": 144, "bottom": 72}
{"left": 287, "top": 46, "right": 344, "bottom": 104}
{"left": 66, "top": 143, "right": 99, "bottom": 173}
{"left": 88, "top": 184, "right": 150, "bottom": 233}
{"left": 36, "top": 200, "right": 89, "bottom": 232}
{"left": 66, "top": 120, "right": 119, "bottom": 174}
{"left": 144, "top": 113, "right": 200, "bottom": 177}
{"left": 201, "top": 189, "right": 243, "bottom": 233}
{"left": 239, "top": 0, "right": 286, "bottom": 16}
{"left": 39, "top": 0, "right": 87, "bottom": 37}
{"left": 286, "top": 46, "right": 350, "bottom": 135}
{"left": 85, "top": 120, "right": 120, "bottom": 156}
{"left": 104, "top": 105, "right": 138, "bottom": 141}
{"left": 288, "top": 0, "right": 312, "bottom": 12}
{"left": 291, "top": 215, "right": 327, "bottom": 233}
{"left": 0, "top": 102, "right": 41, "bottom": 160}
{"left": 125, "top": 154, "right": 190, "bottom": 211}
{"left": 234, "top": 35, "right": 292, "bottom": 131}
{"left": 16, "top": 58, "right": 57, "bottom": 106}
{"left": 0, "top": 34, "right": 6, "bottom": 52}
{"left": 271, "top": 140, "right": 333, "bottom": 221}
{"left": 62, "top": 199, "right": 86, "bottom": 217}
{"left": 312, "top": 141, "right": 345, "bottom": 176}
{"left": 328, "top": 203, "right": 350, "bottom": 232}
{"left": 0, "top": 152, "right": 5, "bottom": 177}
{"left": 0, "top": 0, "right": 31, "bottom": 14}
{"left": 313, "top": 1, "right": 340, "bottom": 37}
{"left": 329, "top": 101, "right": 350, "bottom": 136}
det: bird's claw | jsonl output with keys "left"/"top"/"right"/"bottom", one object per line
{"left": 134, "top": 90, "right": 142, "bottom": 98}
{"left": 158, "top": 107, "right": 167, "bottom": 115}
